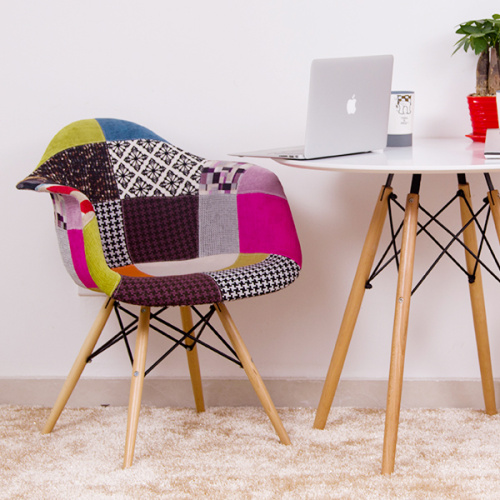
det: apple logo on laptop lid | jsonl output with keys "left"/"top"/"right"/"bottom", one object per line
{"left": 346, "top": 94, "right": 357, "bottom": 115}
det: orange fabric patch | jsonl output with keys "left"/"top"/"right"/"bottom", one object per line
{"left": 112, "top": 265, "right": 152, "bottom": 277}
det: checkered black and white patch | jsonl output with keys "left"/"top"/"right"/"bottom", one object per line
{"left": 207, "top": 254, "right": 300, "bottom": 301}
{"left": 199, "top": 161, "right": 249, "bottom": 194}
{"left": 94, "top": 200, "right": 132, "bottom": 268}
{"left": 107, "top": 140, "right": 205, "bottom": 199}
{"left": 51, "top": 194, "right": 68, "bottom": 230}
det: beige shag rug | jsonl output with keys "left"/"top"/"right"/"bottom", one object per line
{"left": 1, "top": 405, "right": 500, "bottom": 499}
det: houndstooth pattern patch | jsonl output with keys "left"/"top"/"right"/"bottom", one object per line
{"left": 107, "top": 140, "right": 205, "bottom": 199}
{"left": 113, "top": 273, "right": 222, "bottom": 307}
{"left": 122, "top": 196, "right": 199, "bottom": 263}
{"left": 94, "top": 200, "right": 132, "bottom": 268}
{"left": 208, "top": 254, "right": 300, "bottom": 301}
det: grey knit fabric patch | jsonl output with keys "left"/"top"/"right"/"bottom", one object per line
{"left": 198, "top": 193, "right": 239, "bottom": 257}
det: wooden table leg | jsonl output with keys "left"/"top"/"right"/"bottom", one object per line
{"left": 382, "top": 189, "right": 419, "bottom": 475}
{"left": 486, "top": 187, "right": 500, "bottom": 239}
{"left": 314, "top": 183, "right": 392, "bottom": 430}
{"left": 460, "top": 180, "right": 497, "bottom": 415}
{"left": 486, "top": 186, "right": 500, "bottom": 414}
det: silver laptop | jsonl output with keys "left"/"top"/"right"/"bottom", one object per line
{"left": 232, "top": 55, "right": 394, "bottom": 160}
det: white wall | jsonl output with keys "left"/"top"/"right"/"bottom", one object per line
{"left": 2, "top": 0, "right": 500, "bottom": 383}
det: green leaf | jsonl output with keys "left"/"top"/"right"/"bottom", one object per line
{"left": 460, "top": 25, "right": 482, "bottom": 34}
{"left": 472, "top": 38, "right": 489, "bottom": 54}
{"left": 454, "top": 15, "right": 500, "bottom": 55}
{"left": 452, "top": 38, "right": 467, "bottom": 54}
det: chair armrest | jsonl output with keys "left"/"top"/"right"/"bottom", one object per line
{"left": 16, "top": 175, "right": 53, "bottom": 191}
{"left": 17, "top": 177, "right": 121, "bottom": 296}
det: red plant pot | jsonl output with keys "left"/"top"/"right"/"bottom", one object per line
{"left": 467, "top": 95, "right": 499, "bottom": 142}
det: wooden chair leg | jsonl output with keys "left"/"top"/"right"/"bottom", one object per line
{"left": 382, "top": 193, "right": 419, "bottom": 475}
{"left": 460, "top": 182, "right": 497, "bottom": 415}
{"left": 123, "top": 306, "right": 150, "bottom": 468}
{"left": 180, "top": 306, "right": 205, "bottom": 413}
{"left": 42, "top": 297, "right": 115, "bottom": 434}
{"left": 314, "top": 184, "right": 392, "bottom": 430}
{"left": 215, "top": 302, "right": 291, "bottom": 445}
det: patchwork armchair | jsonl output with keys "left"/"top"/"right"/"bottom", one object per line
{"left": 17, "top": 118, "right": 302, "bottom": 467}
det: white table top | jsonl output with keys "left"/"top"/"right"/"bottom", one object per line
{"left": 276, "top": 138, "right": 500, "bottom": 174}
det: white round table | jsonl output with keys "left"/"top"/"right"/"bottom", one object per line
{"left": 277, "top": 137, "right": 500, "bottom": 473}
{"left": 277, "top": 137, "right": 500, "bottom": 174}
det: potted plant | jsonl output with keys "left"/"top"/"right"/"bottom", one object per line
{"left": 454, "top": 14, "right": 500, "bottom": 141}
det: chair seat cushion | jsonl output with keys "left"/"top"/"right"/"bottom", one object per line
{"left": 111, "top": 254, "right": 300, "bottom": 306}
{"left": 114, "top": 272, "right": 222, "bottom": 306}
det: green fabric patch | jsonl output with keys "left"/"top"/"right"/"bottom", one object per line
{"left": 83, "top": 217, "right": 121, "bottom": 296}
{"left": 37, "top": 119, "right": 105, "bottom": 167}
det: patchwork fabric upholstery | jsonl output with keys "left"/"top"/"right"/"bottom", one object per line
{"left": 17, "top": 118, "right": 302, "bottom": 306}
{"left": 108, "top": 139, "right": 202, "bottom": 198}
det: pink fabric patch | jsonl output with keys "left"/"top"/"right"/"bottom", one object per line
{"left": 237, "top": 165, "right": 286, "bottom": 198}
{"left": 67, "top": 229, "right": 98, "bottom": 289}
{"left": 60, "top": 193, "right": 84, "bottom": 230}
{"left": 237, "top": 193, "right": 302, "bottom": 267}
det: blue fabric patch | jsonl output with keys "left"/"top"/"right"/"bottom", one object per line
{"left": 96, "top": 118, "right": 167, "bottom": 142}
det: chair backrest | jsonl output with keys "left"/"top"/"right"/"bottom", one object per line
{"left": 17, "top": 119, "right": 302, "bottom": 302}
